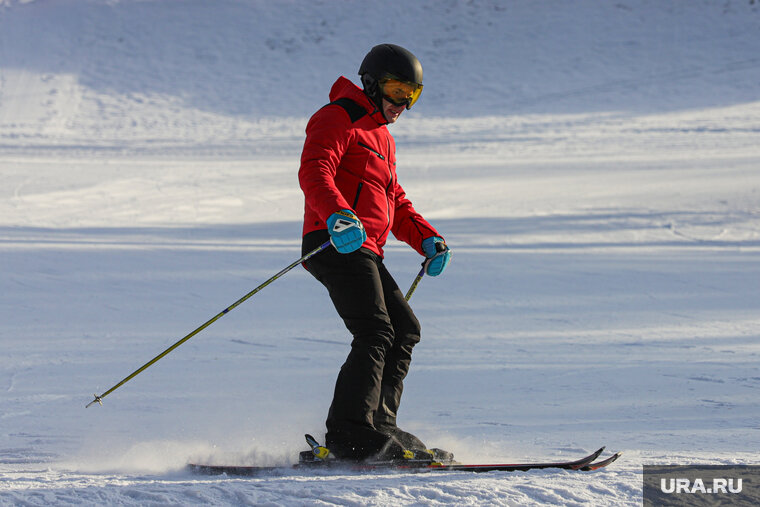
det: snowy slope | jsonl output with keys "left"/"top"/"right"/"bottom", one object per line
{"left": 1, "top": 0, "right": 760, "bottom": 505}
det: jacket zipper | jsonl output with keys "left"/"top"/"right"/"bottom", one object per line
{"left": 358, "top": 141, "right": 385, "bottom": 160}
{"left": 355, "top": 139, "right": 393, "bottom": 236}
{"left": 382, "top": 138, "right": 393, "bottom": 235}
{"left": 352, "top": 181, "right": 364, "bottom": 209}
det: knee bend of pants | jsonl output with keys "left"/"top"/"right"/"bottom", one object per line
{"left": 345, "top": 316, "right": 395, "bottom": 352}
{"left": 392, "top": 315, "right": 421, "bottom": 349}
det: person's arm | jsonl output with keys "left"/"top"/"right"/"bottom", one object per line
{"left": 391, "top": 179, "right": 441, "bottom": 256}
{"left": 298, "top": 106, "right": 355, "bottom": 223}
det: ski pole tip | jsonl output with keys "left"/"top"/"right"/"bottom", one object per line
{"left": 86, "top": 394, "right": 103, "bottom": 408}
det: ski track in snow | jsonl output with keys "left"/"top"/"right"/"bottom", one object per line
{"left": 1, "top": 0, "right": 760, "bottom": 505}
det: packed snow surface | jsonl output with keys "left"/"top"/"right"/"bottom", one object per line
{"left": 1, "top": 0, "right": 759, "bottom": 505}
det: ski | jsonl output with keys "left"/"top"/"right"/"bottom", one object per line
{"left": 409, "top": 446, "right": 606, "bottom": 473}
{"left": 188, "top": 445, "right": 621, "bottom": 476}
{"left": 581, "top": 451, "right": 623, "bottom": 471}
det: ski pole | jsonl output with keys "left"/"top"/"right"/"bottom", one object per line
{"left": 406, "top": 240, "right": 450, "bottom": 301}
{"left": 86, "top": 240, "right": 332, "bottom": 408}
{"left": 404, "top": 266, "right": 425, "bottom": 301}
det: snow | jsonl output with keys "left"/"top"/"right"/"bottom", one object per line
{"left": 1, "top": 0, "right": 759, "bottom": 505}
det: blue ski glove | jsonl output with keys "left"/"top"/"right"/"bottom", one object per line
{"left": 327, "top": 209, "right": 367, "bottom": 254}
{"left": 422, "top": 236, "right": 451, "bottom": 276}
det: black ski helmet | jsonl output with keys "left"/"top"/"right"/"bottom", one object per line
{"left": 359, "top": 44, "right": 423, "bottom": 110}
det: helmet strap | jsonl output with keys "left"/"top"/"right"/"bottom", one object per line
{"left": 360, "top": 74, "right": 385, "bottom": 111}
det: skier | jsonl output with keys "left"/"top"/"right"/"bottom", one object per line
{"left": 299, "top": 44, "right": 452, "bottom": 461}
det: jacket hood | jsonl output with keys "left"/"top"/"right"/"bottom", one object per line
{"left": 328, "top": 76, "right": 388, "bottom": 125}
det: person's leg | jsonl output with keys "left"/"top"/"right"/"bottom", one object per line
{"left": 372, "top": 262, "right": 427, "bottom": 450}
{"left": 302, "top": 231, "right": 405, "bottom": 460}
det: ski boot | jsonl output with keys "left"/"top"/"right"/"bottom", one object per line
{"left": 299, "top": 434, "right": 332, "bottom": 466}
{"left": 426, "top": 447, "right": 456, "bottom": 464}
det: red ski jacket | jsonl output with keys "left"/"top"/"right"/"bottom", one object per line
{"left": 299, "top": 76, "right": 440, "bottom": 258}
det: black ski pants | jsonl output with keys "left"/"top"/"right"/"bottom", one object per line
{"left": 302, "top": 230, "right": 421, "bottom": 459}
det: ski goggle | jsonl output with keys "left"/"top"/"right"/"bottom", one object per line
{"left": 379, "top": 75, "right": 423, "bottom": 109}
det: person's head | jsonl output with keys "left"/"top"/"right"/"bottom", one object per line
{"left": 359, "top": 44, "right": 423, "bottom": 123}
